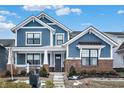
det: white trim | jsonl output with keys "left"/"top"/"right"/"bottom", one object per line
{"left": 21, "top": 27, "right": 47, "bottom": 29}
{"left": 50, "top": 30, "right": 53, "bottom": 46}
{"left": 37, "top": 12, "right": 72, "bottom": 33}
{"left": 40, "top": 53, "right": 41, "bottom": 66}
{"left": 14, "top": 52, "right": 17, "bottom": 68}
{"left": 12, "top": 46, "right": 66, "bottom": 52}
{"left": 43, "top": 50, "right": 48, "bottom": 65}
{"left": 16, "top": 65, "right": 27, "bottom": 67}
{"left": 111, "top": 45, "right": 113, "bottom": 59}
{"left": 15, "top": 30, "right": 17, "bottom": 46}
{"left": 11, "top": 16, "right": 55, "bottom": 32}
{"left": 98, "top": 58, "right": 113, "bottom": 60}
{"left": 25, "top": 32, "right": 42, "bottom": 46}
{"left": 50, "top": 52, "right": 52, "bottom": 67}
{"left": 55, "top": 33, "right": 64, "bottom": 45}
{"left": 66, "top": 45, "right": 69, "bottom": 59}
{"left": 66, "top": 57, "right": 81, "bottom": 60}
{"left": 47, "top": 23, "right": 56, "bottom": 25}
{"left": 77, "top": 45, "right": 105, "bottom": 49}
{"left": 63, "top": 26, "right": 118, "bottom": 46}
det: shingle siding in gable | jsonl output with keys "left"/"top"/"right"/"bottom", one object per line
{"left": 68, "top": 32, "right": 111, "bottom": 58}
{"left": 39, "top": 17, "right": 53, "bottom": 23}
{"left": 24, "top": 20, "right": 43, "bottom": 27}
{"left": 17, "top": 28, "right": 50, "bottom": 47}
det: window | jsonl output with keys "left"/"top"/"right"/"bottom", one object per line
{"left": 26, "top": 32, "right": 41, "bottom": 45}
{"left": 27, "top": 54, "right": 40, "bottom": 65}
{"left": 56, "top": 33, "right": 64, "bottom": 45}
{"left": 81, "top": 49, "right": 98, "bottom": 66}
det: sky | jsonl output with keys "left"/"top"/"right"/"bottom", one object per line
{"left": 0, "top": 5, "right": 124, "bottom": 39}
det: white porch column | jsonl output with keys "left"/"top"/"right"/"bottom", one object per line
{"left": 43, "top": 50, "right": 48, "bottom": 65}
{"left": 14, "top": 52, "right": 17, "bottom": 69}
{"left": 50, "top": 30, "right": 53, "bottom": 46}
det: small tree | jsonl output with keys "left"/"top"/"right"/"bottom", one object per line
{"left": 68, "top": 66, "right": 77, "bottom": 77}
{"left": 40, "top": 66, "right": 48, "bottom": 77}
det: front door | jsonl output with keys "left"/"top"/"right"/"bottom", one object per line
{"left": 55, "top": 54, "right": 61, "bottom": 72}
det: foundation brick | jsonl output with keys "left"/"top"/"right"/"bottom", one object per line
{"left": 64, "top": 59, "right": 113, "bottom": 72}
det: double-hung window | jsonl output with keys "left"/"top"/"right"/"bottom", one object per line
{"left": 26, "top": 32, "right": 41, "bottom": 45}
{"left": 81, "top": 49, "right": 98, "bottom": 66}
{"left": 27, "top": 54, "right": 40, "bottom": 66}
{"left": 56, "top": 33, "right": 64, "bottom": 45}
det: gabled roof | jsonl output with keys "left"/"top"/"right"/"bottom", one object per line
{"left": 37, "top": 12, "right": 72, "bottom": 33}
{"left": 70, "top": 31, "right": 81, "bottom": 39}
{"left": 0, "top": 39, "right": 15, "bottom": 47}
{"left": 11, "top": 16, "right": 55, "bottom": 33}
{"left": 63, "top": 26, "right": 118, "bottom": 47}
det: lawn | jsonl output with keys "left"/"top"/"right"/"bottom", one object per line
{"left": 64, "top": 78, "right": 124, "bottom": 88}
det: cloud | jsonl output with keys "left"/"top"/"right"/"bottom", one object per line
{"left": 0, "top": 15, "right": 15, "bottom": 31}
{"left": 71, "top": 8, "right": 82, "bottom": 15}
{"left": 55, "top": 7, "right": 71, "bottom": 16}
{"left": 0, "top": 10, "right": 20, "bottom": 18}
{"left": 22, "top": 5, "right": 82, "bottom": 16}
{"left": 81, "top": 23, "right": 93, "bottom": 26}
{"left": 0, "top": 15, "right": 6, "bottom": 22}
{"left": 23, "top": 5, "right": 51, "bottom": 11}
{"left": 117, "top": 10, "right": 124, "bottom": 14}
{"left": 55, "top": 7, "right": 82, "bottom": 16}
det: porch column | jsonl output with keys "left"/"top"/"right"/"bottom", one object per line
{"left": 43, "top": 50, "right": 49, "bottom": 72}
{"left": 14, "top": 52, "right": 17, "bottom": 69}
{"left": 43, "top": 50, "right": 48, "bottom": 65}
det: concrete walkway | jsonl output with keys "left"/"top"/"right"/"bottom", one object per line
{"left": 52, "top": 73, "right": 65, "bottom": 88}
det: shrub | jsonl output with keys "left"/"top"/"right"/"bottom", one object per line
{"left": 20, "top": 70, "right": 27, "bottom": 76}
{"left": 4, "top": 70, "right": 11, "bottom": 77}
{"left": 80, "top": 70, "right": 86, "bottom": 75}
{"left": 45, "top": 80, "right": 54, "bottom": 88}
{"left": 109, "top": 70, "right": 118, "bottom": 75}
{"left": 68, "top": 66, "right": 77, "bottom": 77}
{"left": 40, "top": 66, "right": 49, "bottom": 77}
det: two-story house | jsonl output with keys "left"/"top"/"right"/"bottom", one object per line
{"left": 5, "top": 12, "right": 124, "bottom": 72}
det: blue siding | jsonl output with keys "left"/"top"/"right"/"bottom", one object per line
{"left": 17, "top": 28, "right": 50, "bottom": 47}
{"left": 24, "top": 20, "right": 43, "bottom": 27}
{"left": 50, "top": 25, "right": 68, "bottom": 45}
{"left": 17, "top": 54, "right": 25, "bottom": 65}
{"left": 0, "top": 46, "right": 8, "bottom": 71}
{"left": 68, "top": 32, "right": 111, "bottom": 58}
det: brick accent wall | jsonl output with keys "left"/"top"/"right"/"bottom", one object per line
{"left": 64, "top": 59, "right": 113, "bottom": 72}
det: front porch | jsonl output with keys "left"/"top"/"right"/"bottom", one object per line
{"left": 8, "top": 46, "right": 66, "bottom": 72}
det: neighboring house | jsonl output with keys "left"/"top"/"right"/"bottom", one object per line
{"left": 4, "top": 12, "right": 124, "bottom": 72}
{"left": 0, "top": 39, "right": 15, "bottom": 72}
{"left": 104, "top": 32, "right": 124, "bottom": 69}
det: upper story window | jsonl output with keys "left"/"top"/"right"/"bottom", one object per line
{"left": 55, "top": 33, "right": 64, "bottom": 45}
{"left": 26, "top": 32, "right": 41, "bottom": 45}
{"left": 81, "top": 49, "right": 98, "bottom": 66}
